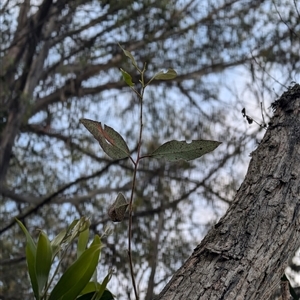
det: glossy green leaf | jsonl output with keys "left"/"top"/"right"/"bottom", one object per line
{"left": 80, "top": 119, "right": 130, "bottom": 159}
{"left": 150, "top": 140, "right": 221, "bottom": 161}
{"left": 119, "top": 44, "right": 138, "bottom": 68}
{"left": 78, "top": 273, "right": 114, "bottom": 300}
{"left": 120, "top": 68, "right": 134, "bottom": 86}
{"left": 89, "top": 235, "right": 101, "bottom": 285}
{"left": 153, "top": 69, "right": 177, "bottom": 80}
{"left": 98, "top": 290, "right": 115, "bottom": 300}
{"left": 90, "top": 234, "right": 101, "bottom": 248}
{"left": 77, "top": 228, "right": 89, "bottom": 258}
{"left": 16, "top": 219, "right": 39, "bottom": 300}
{"left": 77, "top": 292, "right": 97, "bottom": 300}
{"left": 36, "top": 231, "right": 52, "bottom": 294}
{"left": 94, "top": 272, "right": 113, "bottom": 300}
{"left": 79, "top": 282, "right": 102, "bottom": 295}
{"left": 48, "top": 236, "right": 102, "bottom": 300}
{"left": 83, "top": 235, "right": 102, "bottom": 292}
{"left": 77, "top": 290, "right": 114, "bottom": 300}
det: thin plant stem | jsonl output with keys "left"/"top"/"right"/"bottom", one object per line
{"left": 128, "top": 160, "right": 140, "bottom": 300}
{"left": 127, "top": 66, "right": 146, "bottom": 300}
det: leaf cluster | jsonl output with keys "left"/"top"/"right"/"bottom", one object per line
{"left": 16, "top": 218, "right": 114, "bottom": 300}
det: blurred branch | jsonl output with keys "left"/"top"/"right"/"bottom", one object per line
{"left": 0, "top": 182, "right": 132, "bottom": 205}
{"left": 272, "top": 0, "right": 299, "bottom": 38}
{"left": 0, "top": 255, "right": 26, "bottom": 266}
{"left": 294, "top": 0, "right": 300, "bottom": 18}
{"left": 32, "top": 80, "right": 125, "bottom": 114}
{"left": 0, "top": 0, "right": 10, "bottom": 14}
{"left": 145, "top": 201, "right": 165, "bottom": 300}
{"left": 0, "top": 164, "right": 118, "bottom": 235}
{"left": 23, "top": 123, "right": 112, "bottom": 163}
{"left": 91, "top": 175, "right": 215, "bottom": 228}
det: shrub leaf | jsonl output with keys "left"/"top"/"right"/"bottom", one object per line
{"left": 36, "top": 231, "right": 52, "bottom": 294}
{"left": 120, "top": 68, "right": 134, "bottom": 86}
{"left": 153, "top": 69, "right": 177, "bottom": 80}
{"left": 80, "top": 119, "right": 130, "bottom": 160}
{"left": 150, "top": 140, "right": 221, "bottom": 161}
{"left": 119, "top": 44, "right": 138, "bottom": 69}
{"left": 16, "top": 219, "right": 40, "bottom": 300}
{"left": 77, "top": 228, "right": 89, "bottom": 259}
{"left": 48, "top": 236, "right": 102, "bottom": 300}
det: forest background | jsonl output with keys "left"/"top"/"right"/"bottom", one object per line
{"left": 0, "top": 1, "right": 300, "bottom": 299}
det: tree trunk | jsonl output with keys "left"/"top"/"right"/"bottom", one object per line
{"left": 0, "top": 0, "right": 53, "bottom": 185}
{"left": 156, "top": 84, "right": 300, "bottom": 300}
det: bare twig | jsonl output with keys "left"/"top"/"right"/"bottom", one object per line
{"left": 0, "top": 165, "right": 114, "bottom": 235}
{"left": 127, "top": 63, "right": 148, "bottom": 300}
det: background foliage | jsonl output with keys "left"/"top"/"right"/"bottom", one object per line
{"left": 0, "top": 0, "right": 300, "bottom": 299}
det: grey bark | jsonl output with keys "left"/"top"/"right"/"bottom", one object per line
{"left": 156, "top": 84, "right": 300, "bottom": 300}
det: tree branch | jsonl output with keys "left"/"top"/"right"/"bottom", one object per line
{"left": 0, "top": 164, "right": 117, "bottom": 235}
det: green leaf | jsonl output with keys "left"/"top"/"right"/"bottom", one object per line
{"left": 36, "top": 231, "right": 52, "bottom": 294}
{"left": 51, "top": 229, "right": 67, "bottom": 259}
{"left": 77, "top": 290, "right": 114, "bottom": 300}
{"left": 61, "top": 217, "right": 90, "bottom": 247}
{"left": 90, "top": 234, "right": 101, "bottom": 248}
{"left": 119, "top": 44, "right": 138, "bottom": 69}
{"left": 61, "top": 219, "right": 80, "bottom": 245}
{"left": 89, "top": 235, "right": 101, "bottom": 284}
{"left": 77, "top": 292, "right": 97, "bottom": 300}
{"left": 79, "top": 282, "right": 102, "bottom": 295}
{"left": 16, "top": 219, "right": 39, "bottom": 300}
{"left": 150, "top": 140, "right": 221, "bottom": 161}
{"left": 48, "top": 236, "right": 102, "bottom": 300}
{"left": 77, "top": 228, "right": 89, "bottom": 259}
{"left": 79, "top": 272, "right": 114, "bottom": 300}
{"left": 94, "top": 272, "right": 113, "bottom": 300}
{"left": 99, "top": 290, "right": 115, "bottom": 300}
{"left": 80, "top": 119, "right": 130, "bottom": 160}
{"left": 120, "top": 68, "right": 134, "bottom": 86}
{"left": 153, "top": 69, "right": 177, "bottom": 80}
{"left": 73, "top": 217, "right": 90, "bottom": 235}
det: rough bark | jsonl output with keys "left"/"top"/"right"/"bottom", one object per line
{"left": 156, "top": 84, "right": 300, "bottom": 300}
